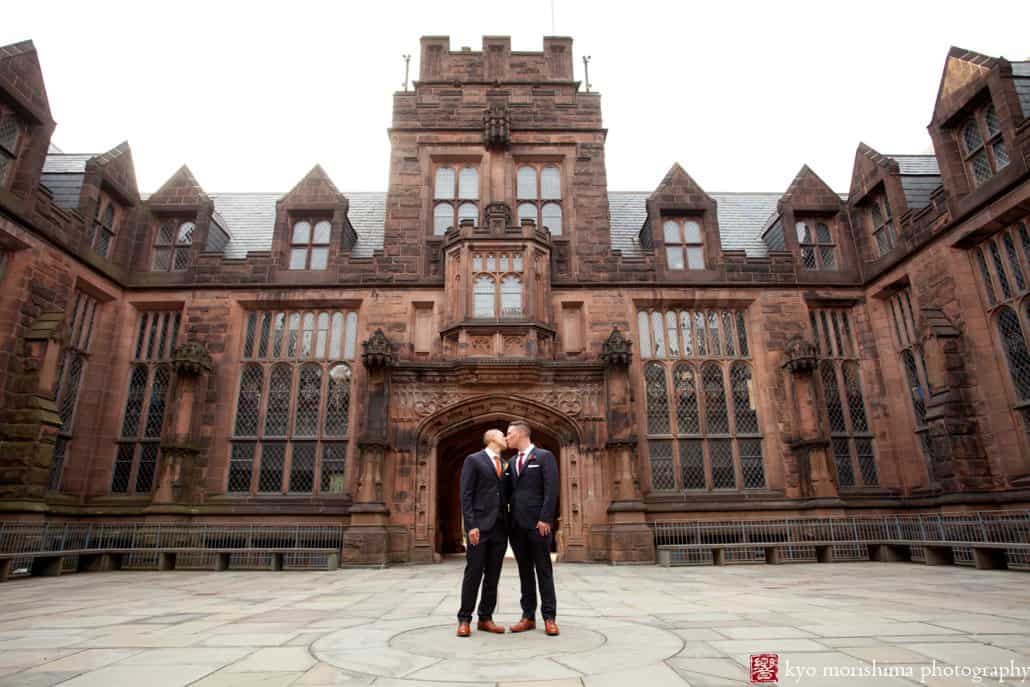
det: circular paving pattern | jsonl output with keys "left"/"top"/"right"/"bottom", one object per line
{"left": 312, "top": 616, "right": 684, "bottom": 683}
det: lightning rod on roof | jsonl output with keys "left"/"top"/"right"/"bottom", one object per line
{"left": 583, "top": 55, "right": 592, "bottom": 93}
{"left": 402, "top": 54, "right": 411, "bottom": 92}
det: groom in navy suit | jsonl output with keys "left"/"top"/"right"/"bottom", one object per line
{"left": 506, "top": 420, "right": 560, "bottom": 636}
{"left": 456, "top": 428, "right": 510, "bottom": 637}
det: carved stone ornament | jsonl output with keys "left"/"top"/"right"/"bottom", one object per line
{"left": 600, "top": 328, "right": 632, "bottom": 368}
{"left": 172, "top": 341, "right": 213, "bottom": 377}
{"left": 361, "top": 329, "right": 396, "bottom": 369}
{"left": 482, "top": 102, "right": 511, "bottom": 148}
{"left": 782, "top": 336, "right": 818, "bottom": 375}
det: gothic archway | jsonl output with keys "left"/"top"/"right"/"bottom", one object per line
{"left": 410, "top": 395, "right": 582, "bottom": 562}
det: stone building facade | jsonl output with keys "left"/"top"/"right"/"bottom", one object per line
{"left": 1, "top": 37, "right": 1029, "bottom": 564}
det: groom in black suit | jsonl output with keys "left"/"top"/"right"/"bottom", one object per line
{"left": 456, "top": 428, "right": 510, "bottom": 637}
{"left": 506, "top": 420, "right": 560, "bottom": 636}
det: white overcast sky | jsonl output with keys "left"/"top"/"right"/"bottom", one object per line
{"left": 4, "top": 1, "right": 1028, "bottom": 194}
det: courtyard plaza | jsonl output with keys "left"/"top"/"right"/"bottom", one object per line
{"left": 0, "top": 558, "right": 1029, "bottom": 686}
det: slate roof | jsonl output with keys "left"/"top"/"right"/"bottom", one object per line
{"left": 42, "top": 154, "right": 91, "bottom": 174}
{"left": 1013, "top": 62, "right": 1030, "bottom": 119}
{"left": 887, "top": 154, "right": 942, "bottom": 210}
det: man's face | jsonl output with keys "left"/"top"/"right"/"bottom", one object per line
{"left": 505, "top": 425, "right": 519, "bottom": 448}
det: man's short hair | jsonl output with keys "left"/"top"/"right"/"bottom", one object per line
{"left": 508, "top": 420, "right": 531, "bottom": 438}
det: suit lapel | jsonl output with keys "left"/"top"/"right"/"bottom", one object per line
{"left": 481, "top": 450, "right": 500, "bottom": 481}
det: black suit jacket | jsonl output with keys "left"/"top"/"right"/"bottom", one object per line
{"left": 509, "top": 447, "right": 559, "bottom": 530}
{"left": 460, "top": 449, "right": 508, "bottom": 533}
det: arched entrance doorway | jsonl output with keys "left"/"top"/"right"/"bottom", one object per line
{"left": 434, "top": 421, "right": 561, "bottom": 556}
{"left": 413, "top": 395, "right": 581, "bottom": 562}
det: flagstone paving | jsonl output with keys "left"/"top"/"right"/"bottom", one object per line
{"left": 1, "top": 559, "right": 1029, "bottom": 685}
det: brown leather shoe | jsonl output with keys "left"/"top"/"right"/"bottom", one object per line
{"left": 545, "top": 619, "right": 560, "bottom": 636}
{"left": 509, "top": 618, "right": 536, "bottom": 633}
{"left": 477, "top": 619, "right": 506, "bottom": 634}
{"left": 456, "top": 621, "right": 470, "bottom": 637}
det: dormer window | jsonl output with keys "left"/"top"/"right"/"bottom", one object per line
{"left": 89, "top": 192, "right": 120, "bottom": 258}
{"left": 516, "top": 164, "right": 562, "bottom": 235}
{"left": 960, "top": 103, "right": 1008, "bottom": 188}
{"left": 434, "top": 165, "right": 478, "bottom": 235}
{"left": 0, "top": 108, "right": 22, "bottom": 185}
{"left": 663, "top": 218, "right": 704, "bottom": 270}
{"left": 867, "top": 193, "right": 896, "bottom": 257}
{"left": 289, "top": 220, "right": 331, "bottom": 270}
{"left": 797, "top": 220, "right": 837, "bottom": 270}
{"left": 152, "top": 220, "right": 194, "bottom": 272}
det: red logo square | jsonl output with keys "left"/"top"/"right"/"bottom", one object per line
{"left": 749, "top": 653, "right": 779, "bottom": 684}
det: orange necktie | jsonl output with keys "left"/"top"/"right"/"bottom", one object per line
{"left": 493, "top": 456, "right": 501, "bottom": 478}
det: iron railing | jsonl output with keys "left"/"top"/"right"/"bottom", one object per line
{"left": 653, "top": 510, "right": 1030, "bottom": 548}
{"left": 0, "top": 523, "right": 344, "bottom": 555}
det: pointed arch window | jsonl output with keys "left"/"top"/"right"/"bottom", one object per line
{"left": 638, "top": 308, "right": 765, "bottom": 493}
{"left": 472, "top": 252, "right": 524, "bottom": 319}
{"left": 434, "top": 164, "right": 479, "bottom": 234}
{"left": 516, "top": 163, "right": 562, "bottom": 235}
{"left": 230, "top": 309, "right": 357, "bottom": 496}
{"left": 111, "top": 310, "right": 181, "bottom": 495}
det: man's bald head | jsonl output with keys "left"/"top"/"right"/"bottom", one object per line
{"left": 483, "top": 429, "right": 505, "bottom": 447}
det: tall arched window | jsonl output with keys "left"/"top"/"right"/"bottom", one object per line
{"left": 638, "top": 308, "right": 763, "bottom": 492}
{"left": 112, "top": 311, "right": 181, "bottom": 495}
{"left": 500, "top": 275, "right": 523, "bottom": 317}
{"left": 230, "top": 310, "right": 357, "bottom": 496}
{"left": 434, "top": 165, "right": 478, "bottom": 234}
{"left": 474, "top": 275, "right": 496, "bottom": 318}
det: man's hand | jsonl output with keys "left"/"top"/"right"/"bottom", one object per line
{"left": 468, "top": 528, "right": 481, "bottom": 546}
{"left": 536, "top": 521, "right": 551, "bottom": 537}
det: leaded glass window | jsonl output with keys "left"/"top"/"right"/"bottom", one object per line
{"left": 641, "top": 308, "right": 764, "bottom": 492}
{"left": 959, "top": 102, "right": 1008, "bottom": 188}
{"left": 111, "top": 310, "right": 181, "bottom": 494}
{"left": 48, "top": 291, "right": 102, "bottom": 493}
{"left": 796, "top": 219, "right": 837, "bottom": 270}
{"left": 229, "top": 313, "right": 355, "bottom": 496}
{"left": 434, "top": 164, "right": 479, "bottom": 235}
{"left": 472, "top": 252, "right": 524, "bottom": 319}
{"left": 89, "top": 192, "right": 120, "bottom": 258}
{"left": 290, "top": 219, "right": 331, "bottom": 270}
{"left": 811, "top": 307, "right": 879, "bottom": 488}
{"left": 515, "top": 163, "right": 562, "bottom": 235}
{"left": 152, "top": 220, "right": 194, "bottom": 272}
{"left": 867, "top": 191, "right": 896, "bottom": 257}
{"left": 0, "top": 108, "right": 22, "bottom": 184}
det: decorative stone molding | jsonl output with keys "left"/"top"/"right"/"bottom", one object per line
{"left": 393, "top": 386, "right": 600, "bottom": 419}
{"left": 171, "top": 341, "right": 213, "bottom": 377}
{"left": 482, "top": 103, "right": 511, "bottom": 148}
{"left": 361, "top": 329, "right": 396, "bottom": 369}
{"left": 782, "top": 336, "right": 818, "bottom": 375}
{"left": 600, "top": 328, "right": 632, "bottom": 368}
{"left": 485, "top": 202, "right": 512, "bottom": 233}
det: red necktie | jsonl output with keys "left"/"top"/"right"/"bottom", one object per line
{"left": 517, "top": 451, "right": 526, "bottom": 475}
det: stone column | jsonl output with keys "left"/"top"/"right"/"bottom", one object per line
{"left": 153, "top": 342, "right": 213, "bottom": 508}
{"left": 600, "top": 328, "right": 654, "bottom": 563}
{"left": 343, "top": 329, "right": 395, "bottom": 566}
{"left": 782, "top": 337, "right": 839, "bottom": 499}
{"left": 0, "top": 311, "right": 66, "bottom": 509}
{"left": 918, "top": 308, "right": 993, "bottom": 491}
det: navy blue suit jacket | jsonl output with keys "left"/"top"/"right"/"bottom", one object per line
{"left": 509, "top": 447, "right": 559, "bottom": 530}
{"left": 460, "top": 449, "right": 508, "bottom": 534}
